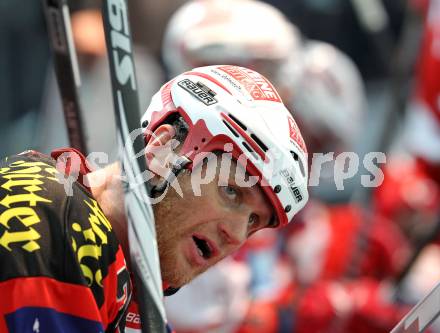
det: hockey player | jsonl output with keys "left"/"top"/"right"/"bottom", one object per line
{"left": 0, "top": 65, "right": 308, "bottom": 332}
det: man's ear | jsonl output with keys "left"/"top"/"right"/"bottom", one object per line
{"left": 145, "top": 124, "right": 177, "bottom": 178}
{"left": 147, "top": 124, "right": 176, "bottom": 147}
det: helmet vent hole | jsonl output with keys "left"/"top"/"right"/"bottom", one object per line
{"left": 242, "top": 141, "right": 259, "bottom": 160}
{"left": 201, "top": 138, "right": 206, "bottom": 143}
{"left": 250, "top": 134, "right": 268, "bottom": 152}
{"left": 291, "top": 151, "right": 299, "bottom": 161}
{"left": 194, "top": 146, "right": 199, "bottom": 151}
{"left": 222, "top": 121, "right": 239, "bottom": 138}
{"left": 291, "top": 151, "right": 306, "bottom": 177}
{"left": 228, "top": 114, "right": 247, "bottom": 131}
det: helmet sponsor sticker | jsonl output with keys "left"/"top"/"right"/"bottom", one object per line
{"left": 178, "top": 79, "right": 218, "bottom": 105}
{"left": 280, "top": 169, "right": 303, "bottom": 203}
{"left": 287, "top": 116, "right": 307, "bottom": 153}
{"left": 217, "top": 65, "right": 282, "bottom": 103}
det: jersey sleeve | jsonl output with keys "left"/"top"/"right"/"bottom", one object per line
{"left": 0, "top": 277, "right": 106, "bottom": 332}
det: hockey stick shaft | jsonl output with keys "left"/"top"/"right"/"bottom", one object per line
{"left": 42, "top": 0, "right": 88, "bottom": 153}
{"left": 101, "top": 0, "right": 167, "bottom": 332}
{"left": 390, "top": 280, "right": 440, "bottom": 333}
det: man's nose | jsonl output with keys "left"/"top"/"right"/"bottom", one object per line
{"left": 218, "top": 212, "right": 250, "bottom": 246}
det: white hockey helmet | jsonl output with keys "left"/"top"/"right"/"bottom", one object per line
{"left": 162, "top": 0, "right": 301, "bottom": 81}
{"left": 141, "top": 65, "right": 309, "bottom": 227}
{"left": 284, "top": 40, "right": 367, "bottom": 152}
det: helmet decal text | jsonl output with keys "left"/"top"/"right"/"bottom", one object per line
{"left": 218, "top": 65, "right": 282, "bottom": 103}
{"left": 287, "top": 116, "right": 307, "bottom": 153}
{"left": 280, "top": 169, "right": 303, "bottom": 203}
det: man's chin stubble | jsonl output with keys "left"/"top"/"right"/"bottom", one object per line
{"left": 160, "top": 257, "right": 193, "bottom": 288}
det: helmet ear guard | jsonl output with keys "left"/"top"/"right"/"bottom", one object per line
{"left": 141, "top": 65, "right": 309, "bottom": 226}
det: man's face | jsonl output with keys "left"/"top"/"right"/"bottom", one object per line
{"left": 153, "top": 155, "right": 274, "bottom": 288}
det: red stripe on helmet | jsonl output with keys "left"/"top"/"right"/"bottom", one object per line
{"left": 161, "top": 79, "right": 176, "bottom": 111}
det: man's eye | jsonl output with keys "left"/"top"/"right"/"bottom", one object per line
{"left": 248, "top": 213, "right": 258, "bottom": 227}
{"left": 222, "top": 186, "right": 238, "bottom": 200}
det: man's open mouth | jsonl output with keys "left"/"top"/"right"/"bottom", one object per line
{"left": 192, "top": 235, "right": 213, "bottom": 260}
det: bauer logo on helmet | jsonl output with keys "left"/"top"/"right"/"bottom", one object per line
{"left": 178, "top": 79, "right": 218, "bottom": 106}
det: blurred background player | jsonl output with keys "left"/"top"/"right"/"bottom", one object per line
{"left": 282, "top": 39, "right": 368, "bottom": 202}
{"left": 283, "top": 40, "right": 366, "bottom": 156}
{"left": 161, "top": 0, "right": 302, "bottom": 85}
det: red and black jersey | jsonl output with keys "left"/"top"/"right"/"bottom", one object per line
{"left": 0, "top": 151, "right": 132, "bottom": 332}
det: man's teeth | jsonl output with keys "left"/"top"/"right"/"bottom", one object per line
{"left": 197, "top": 247, "right": 204, "bottom": 258}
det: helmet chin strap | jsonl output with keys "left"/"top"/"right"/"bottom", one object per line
{"left": 151, "top": 155, "right": 192, "bottom": 196}
{"left": 150, "top": 156, "right": 191, "bottom": 298}
{"left": 163, "top": 286, "right": 180, "bottom": 296}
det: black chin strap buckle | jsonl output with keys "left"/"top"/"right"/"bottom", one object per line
{"left": 163, "top": 286, "right": 180, "bottom": 296}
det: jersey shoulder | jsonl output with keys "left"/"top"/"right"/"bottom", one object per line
{"left": 0, "top": 151, "right": 72, "bottom": 280}
{"left": 0, "top": 151, "right": 132, "bottom": 331}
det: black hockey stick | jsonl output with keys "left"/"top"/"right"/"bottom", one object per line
{"left": 101, "top": 1, "right": 167, "bottom": 332}
{"left": 42, "top": 0, "right": 88, "bottom": 153}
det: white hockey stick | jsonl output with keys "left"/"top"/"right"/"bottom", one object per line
{"left": 101, "top": 0, "right": 166, "bottom": 331}
{"left": 391, "top": 281, "right": 440, "bottom": 333}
